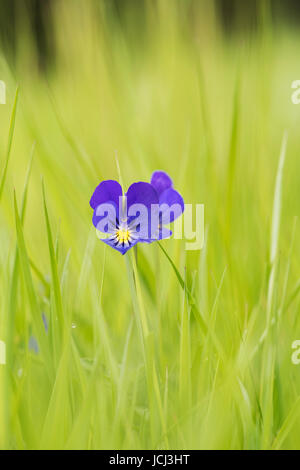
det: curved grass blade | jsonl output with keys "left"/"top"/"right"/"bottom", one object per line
{"left": 5, "top": 149, "right": 34, "bottom": 448}
{"left": 0, "top": 86, "right": 19, "bottom": 201}
{"left": 271, "top": 395, "right": 300, "bottom": 450}
{"left": 42, "top": 182, "right": 65, "bottom": 334}
{"left": 7, "top": 149, "right": 35, "bottom": 351}
{"left": 157, "top": 241, "right": 225, "bottom": 361}
{"left": 13, "top": 191, "right": 51, "bottom": 374}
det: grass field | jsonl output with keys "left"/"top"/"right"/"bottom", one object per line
{"left": 1, "top": 0, "right": 300, "bottom": 450}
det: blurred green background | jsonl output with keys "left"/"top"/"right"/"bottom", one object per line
{"left": 0, "top": 0, "right": 300, "bottom": 450}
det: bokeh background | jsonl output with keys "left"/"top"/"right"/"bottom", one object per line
{"left": 0, "top": 0, "right": 300, "bottom": 450}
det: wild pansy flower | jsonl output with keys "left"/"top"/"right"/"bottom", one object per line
{"left": 90, "top": 171, "right": 184, "bottom": 254}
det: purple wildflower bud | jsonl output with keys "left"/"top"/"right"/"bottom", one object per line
{"left": 42, "top": 313, "right": 48, "bottom": 333}
{"left": 28, "top": 336, "right": 39, "bottom": 354}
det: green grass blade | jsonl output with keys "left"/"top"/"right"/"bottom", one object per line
{"left": 266, "top": 131, "right": 288, "bottom": 327}
{"left": 157, "top": 241, "right": 226, "bottom": 361}
{"left": 271, "top": 396, "right": 300, "bottom": 450}
{"left": 13, "top": 191, "right": 51, "bottom": 373}
{"left": 0, "top": 86, "right": 19, "bottom": 201}
{"left": 42, "top": 182, "right": 65, "bottom": 335}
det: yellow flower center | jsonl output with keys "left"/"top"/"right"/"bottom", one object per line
{"left": 116, "top": 228, "right": 131, "bottom": 243}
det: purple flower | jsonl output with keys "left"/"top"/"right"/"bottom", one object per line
{"left": 150, "top": 170, "right": 184, "bottom": 228}
{"left": 28, "top": 336, "right": 39, "bottom": 354}
{"left": 90, "top": 171, "right": 184, "bottom": 254}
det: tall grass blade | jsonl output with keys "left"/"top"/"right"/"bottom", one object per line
{"left": 0, "top": 86, "right": 19, "bottom": 201}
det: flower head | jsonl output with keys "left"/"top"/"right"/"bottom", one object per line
{"left": 90, "top": 171, "right": 184, "bottom": 254}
